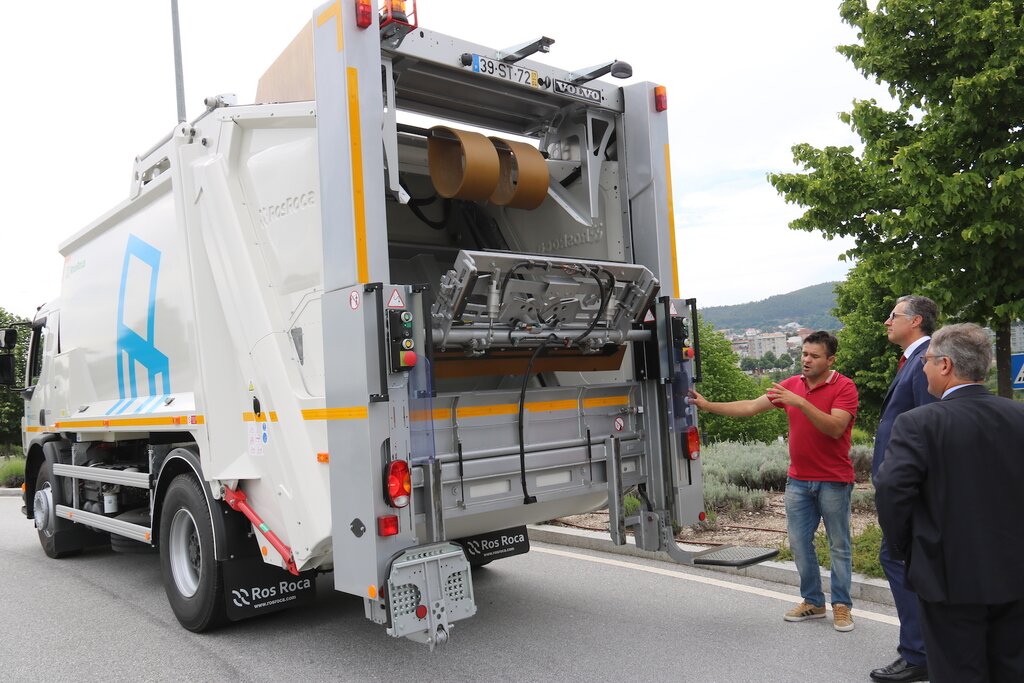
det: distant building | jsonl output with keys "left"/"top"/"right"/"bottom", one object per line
{"left": 797, "top": 327, "right": 814, "bottom": 340}
{"left": 786, "top": 335, "right": 803, "bottom": 351}
{"left": 750, "top": 332, "right": 788, "bottom": 358}
{"left": 731, "top": 340, "right": 750, "bottom": 358}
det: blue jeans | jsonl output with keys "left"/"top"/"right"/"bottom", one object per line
{"left": 785, "top": 477, "right": 853, "bottom": 608}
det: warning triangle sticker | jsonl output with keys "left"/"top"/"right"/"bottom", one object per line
{"left": 669, "top": 301, "right": 679, "bottom": 315}
{"left": 387, "top": 288, "right": 405, "bottom": 308}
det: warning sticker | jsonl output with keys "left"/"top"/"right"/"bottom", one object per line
{"left": 613, "top": 416, "right": 625, "bottom": 432}
{"left": 349, "top": 291, "right": 360, "bottom": 310}
{"left": 387, "top": 288, "right": 405, "bottom": 308}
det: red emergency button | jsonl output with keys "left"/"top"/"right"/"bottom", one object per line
{"left": 402, "top": 350, "right": 418, "bottom": 367}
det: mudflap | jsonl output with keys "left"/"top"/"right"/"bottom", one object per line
{"left": 385, "top": 542, "right": 476, "bottom": 648}
{"left": 222, "top": 557, "right": 317, "bottom": 621}
{"left": 454, "top": 525, "right": 530, "bottom": 566}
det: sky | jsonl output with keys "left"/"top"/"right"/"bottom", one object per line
{"left": 0, "top": 1, "right": 890, "bottom": 319}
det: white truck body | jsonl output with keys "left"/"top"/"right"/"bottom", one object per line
{"left": 13, "top": 1, "right": 774, "bottom": 646}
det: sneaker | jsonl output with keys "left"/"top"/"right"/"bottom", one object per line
{"left": 832, "top": 603, "right": 854, "bottom": 632}
{"left": 784, "top": 602, "right": 826, "bottom": 622}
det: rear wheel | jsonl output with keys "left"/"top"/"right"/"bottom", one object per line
{"left": 34, "top": 462, "right": 81, "bottom": 559}
{"left": 159, "top": 475, "right": 226, "bottom": 632}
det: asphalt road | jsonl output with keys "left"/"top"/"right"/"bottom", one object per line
{"left": 0, "top": 497, "right": 902, "bottom": 682}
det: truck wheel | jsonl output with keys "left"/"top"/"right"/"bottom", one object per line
{"left": 34, "top": 462, "right": 81, "bottom": 559}
{"left": 159, "top": 475, "right": 226, "bottom": 632}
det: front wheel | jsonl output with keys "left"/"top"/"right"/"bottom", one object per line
{"left": 34, "top": 461, "right": 81, "bottom": 559}
{"left": 159, "top": 475, "right": 226, "bottom": 632}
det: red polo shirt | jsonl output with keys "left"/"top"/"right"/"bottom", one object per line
{"left": 772, "top": 370, "right": 858, "bottom": 483}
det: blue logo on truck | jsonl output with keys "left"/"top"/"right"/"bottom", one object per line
{"left": 108, "top": 235, "right": 170, "bottom": 415}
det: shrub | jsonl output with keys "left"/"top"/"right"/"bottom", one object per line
{"left": 0, "top": 455, "right": 25, "bottom": 488}
{"left": 850, "top": 427, "right": 873, "bottom": 447}
{"left": 850, "top": 445, "right": 873, "bottom": 483}
{"left": 851, "top": 488, "right": 876, "bottom": 513}
{"left": 775, "top": 524, "right": 884, "bottom": 578}
{"left": 623, "top": 492, "right": 641, "bottom": 517}
{"left": 701, "top": 441, "right": 790, "bottom": 492}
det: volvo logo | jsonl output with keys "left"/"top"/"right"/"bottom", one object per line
{"left": 554, "top": 80, "right": 602, "bottom": 103}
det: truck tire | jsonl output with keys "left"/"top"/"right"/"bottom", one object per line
{"left": 34, "top": 461, "right": 81, "bottom": 559}
{"left": 159, "top": 474, "right": 227, "bottom": 632}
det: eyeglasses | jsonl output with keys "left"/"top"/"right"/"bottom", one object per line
{"left": 886, "top": 311, "right": 917, "bottom": 322}
{"left": 920, "top": 354, "right": 948, "bottom": 365}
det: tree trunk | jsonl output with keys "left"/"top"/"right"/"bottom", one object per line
{"left": 995, "top": 319, "right": 1012, "bottom": 398}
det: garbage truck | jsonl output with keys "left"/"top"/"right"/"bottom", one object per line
{"left": 3, "top": 0, "right": 776, "bottom": 647}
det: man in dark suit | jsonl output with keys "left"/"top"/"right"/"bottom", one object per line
{"left": 870, "top": 295, "right": 939, "bottom": 682}
{"left": 876, "top": 323, "right": 1024, "bottom": 683}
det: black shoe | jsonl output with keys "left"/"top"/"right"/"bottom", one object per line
{"left": 870, "top": 657, "right": 929, "bottom": 682}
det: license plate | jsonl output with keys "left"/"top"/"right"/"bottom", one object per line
{"left": 456, "top": 525, "right": 530, "bottom": 565}
{"left": 471, "top": 54, "right": 539, "bottom": 88}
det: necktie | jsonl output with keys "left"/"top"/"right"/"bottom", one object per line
{"left": 897, "top": 355, "right": 906, "bottom": 371}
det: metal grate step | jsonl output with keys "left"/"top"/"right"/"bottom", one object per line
{"left": 692, "top": 545, "right": 779, "bottom": 568}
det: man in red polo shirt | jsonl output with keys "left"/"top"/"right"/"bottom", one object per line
{"left": 689, "top": 330, "right": 858, "bottom": 632}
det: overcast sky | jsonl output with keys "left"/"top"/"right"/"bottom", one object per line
{"left": 0, "top": 1, "right": 889, "bottom": 319}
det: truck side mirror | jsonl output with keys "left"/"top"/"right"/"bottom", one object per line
{"left": 0, "top": 328, "right": 16, "bottom": 349}
{"left": 0, "top": 354, "right": 14, "bottom": 386}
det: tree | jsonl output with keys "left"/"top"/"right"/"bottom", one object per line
{"left": 0, "top": 306, "right": 29, "bottom": 445}
{"left": 694, "top": 317, "right": 788, "bottom": 443}
{"left": 740, "top": 356, "right": 758, "bottom": 373}
{"left": 775, "top": 352, "right": 793, "bottom": 370}
{"left": 769, "top": 0, "right": 1024, "bottom": 396}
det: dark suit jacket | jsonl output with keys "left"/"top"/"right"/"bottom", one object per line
{"left": 872, "top": 340, "right": 936, "bottom": 483}
{"left": 875, "top": 384, "right": 1024, "bottom": 604}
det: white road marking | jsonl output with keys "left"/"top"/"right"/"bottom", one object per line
{"left": 533, "top": 545, "right": 900, "bottom": 626}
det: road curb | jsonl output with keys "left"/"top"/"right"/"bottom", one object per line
{"left": 0, "top": 488, "right": 22, "bottom": 497}
{"left": 527, "top": 523, "right": 895, "bottom": 607}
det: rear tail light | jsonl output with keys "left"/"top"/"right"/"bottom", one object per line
{"left": 686, "top": 426, "right": 700, "bottom": 460}
{"left": 378, "top": 515, "right": 400, "bottom": 536}
{"left": 654, "top": 85, "right": 668, "bottom": 112}
{"left": 385, "top": 459, "right": 411, "bottom": 507}
{"left": 355, "top": 0, "right": 374, "bottom": 28}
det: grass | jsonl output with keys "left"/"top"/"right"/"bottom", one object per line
{"left": 775, "top": 524, "right": 885, "bottom": 579}
{"left": 0, "top": 453, "right": 26, "bottom": 488}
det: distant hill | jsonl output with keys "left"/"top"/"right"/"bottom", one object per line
{"left": 700, "top": 282, "right": 841, "bottom": 331}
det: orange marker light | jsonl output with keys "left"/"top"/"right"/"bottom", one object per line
{"left": 355, "top": 0, "right": 373, "bottom": 28}
{"left": 317, "top": 452, "right": 330, "bottom": 463}
{"left": 654, "top": 85, "right": 668, "bottom": 112}
{"left": 368, "top": 584, "right": 378, "bottom": 599}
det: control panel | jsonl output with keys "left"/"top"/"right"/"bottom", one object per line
{"left": 387, "top": 309, "right": 418, "bottom": 373}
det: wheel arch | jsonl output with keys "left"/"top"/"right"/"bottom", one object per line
{"left": 23, "top": 436, "right": 66, "bottom": 519}
{"left": 152, "top": 446, "right": 255, "bottom": 562}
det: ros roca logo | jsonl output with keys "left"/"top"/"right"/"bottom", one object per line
{"left": 232, "top": 588, "right": 251, "bottom": 607}
{"left": 464, "top": 540, "right": 482, "bottom": 556}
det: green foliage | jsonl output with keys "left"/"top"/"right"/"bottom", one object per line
{"left": 769, "top": 0, "right": 1024, "bottom": 396}
{"left": 623, "top": 492, "right": 641, "bottom": 518}
{"left": 0, "top": 307, "right": 29, "bottom": 444}
{"left": 849, "top": 444, "right": 874, "bottom": 483}
{"left": 701, "top": 440, "right": 790, "bottom": 492}
{"left": 850, "top": 426, "right": 873, "bottom": 446}
{"left": 700, "top": 282, "right": 841, "bottom": 331}
{"left": 695, "top": 317, "right": 788, "bottom": 444}
{"left": 0, "top": 455, "right": 26, "bottom": 488}
{"left": 775, "top": 524, "right": 884, "bottom": 578}
{"left": 851, "top": 488, "right": 876, "bottom": 513}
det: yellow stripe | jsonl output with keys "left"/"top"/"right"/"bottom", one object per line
{"left": 52, "top": 415, "right": 205, "bottom": 429}
{"left": 583, "top": 395, "right": 630, "bottom": 409}
{"left": 25, "top": 426, "right": 48, "bottom": 433}
{"left": 525, "top": 400, "right": 578, "bottom": 413}
{"left": 347, "top": 67, "right": 369, "bottom": 283}
{"left": 303, "top": 407, "right": 369, "bottom": 421}
{"left": 315, "top": 0, "right": 344, "bottom": 51}
{"left": 456, "top": 404, "right": 518, "bottom": 418}
{"left": 410, "top": 408, "right": 453, "bottom": 422}
{"left": 243, "top": 412, "right": 279, "bottom": 422}
{"left": 664, "top": 144, "right": 680, "bottom": 297}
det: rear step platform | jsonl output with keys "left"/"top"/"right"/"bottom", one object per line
{"left": 693, "top": 545, "right": 779, "bottom": 568}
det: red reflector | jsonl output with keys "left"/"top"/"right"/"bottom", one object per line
{"left": 378, "top": 515, "right": 400, "bottom": 536}
{"left": 654, "top": 85, "right": 668, "bottom": 112}
{"left": 686, "top": 426, "right": 700, "bottom": 460}
{"left": 386, "top": 459, "right": 412, "bottom": 508}
{"left": 355, "top": 0, "right": 374, "bottom": 28}
{"left": 415, "top": 604, "right": 428, "bottom": 619}
{"left": 698, "top": 511, "right": 707, "bottom": 522}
